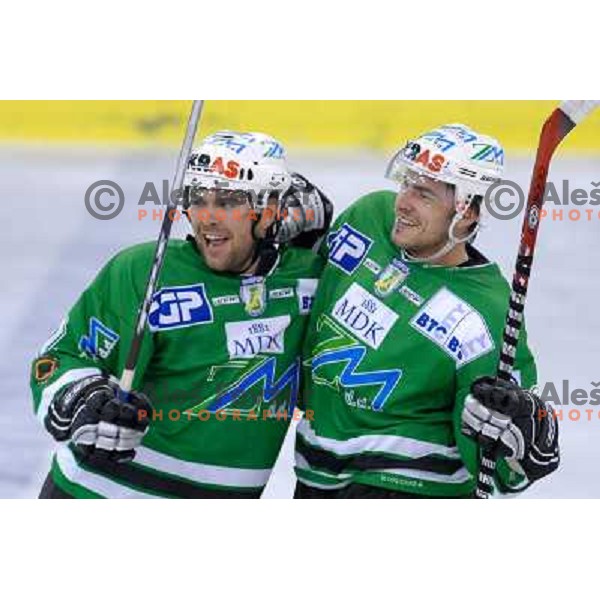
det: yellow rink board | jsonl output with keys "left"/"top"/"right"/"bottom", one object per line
{"left": 0, "top": 101, "right": 598, "bottom": 152}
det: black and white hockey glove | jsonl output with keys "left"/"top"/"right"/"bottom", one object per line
{"left": 44, "top": 374, "right": 152, "bottom": 463}
{"left": 274, "top": 172, "right": 333, "bottom": 248}
{"left": 461, "top": 376, "right": 560, "bottom": 483}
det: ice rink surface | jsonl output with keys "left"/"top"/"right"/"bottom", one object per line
{"left": 1, "top": 146, "right": 599, "bottom": 498}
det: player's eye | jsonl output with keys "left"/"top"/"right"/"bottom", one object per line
{"left": 417, "top": 189, "right": 438, "bottom": 202}
{"left": 217, "top": 191, "right": 250, "bottom": 208}
{"left": 189, "top": 187, "right": 210, "bottom": 206}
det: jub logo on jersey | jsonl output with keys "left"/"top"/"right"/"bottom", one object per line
{"left": 148, "top": 284, "right": 213, "bottom": 331}
{"left": 327, "top": 223, "right": 373, "bottom": 274}
{"left": 332, "top": 283, "right": 399, "bottom": 349}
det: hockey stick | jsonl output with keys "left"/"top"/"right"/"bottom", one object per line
{"left": 118, "top": 100, "right": 204, "bottom": 397}
{"left": 475, "top": 100, "right": 600, "bottom": 499}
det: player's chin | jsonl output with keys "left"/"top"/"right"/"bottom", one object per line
{"left": 206, "top": 253, "right": 237, "bottom": 272}
{"left": 198, "top": 243, "right": 233, "bottom": 271}
{"left": 391, "top": 228, "right": 419, "bottom": 249}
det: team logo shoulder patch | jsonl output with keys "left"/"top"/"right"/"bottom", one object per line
{"left": 79, "top": 317, "right": 119, "bottom": 359}
{"left": 410, "top": 287, "right": 494, "bottom": 366}
{"left": 33, "top": 355, "right": 59, "bottom": 383}
{"left": 327, "top": 223, "right": 373, "bottom": 274}
{"left": 148, "top": 284, "right": 213, "bottom": 331}
{"left": 332, "top": 283, "right": 399, "bottom": 349}
{"left": 225, "top": 316, "right": 291, "bottom": 359}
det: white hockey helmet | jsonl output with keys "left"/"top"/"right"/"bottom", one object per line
{"left": 386, "top": 123, "right": 504, "bottom": 211}
{"left": 385, "top": 123, "right": 505, "bottom": 261}
{"left": 184, "top": 130, "right": 292, "bottom": 211}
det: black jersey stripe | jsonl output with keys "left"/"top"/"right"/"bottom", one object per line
{"left": 296, "top": 435, "right": 464, "bottom": 476}
{"left": 71, "top": 446, "right": 262, "bottom": 499}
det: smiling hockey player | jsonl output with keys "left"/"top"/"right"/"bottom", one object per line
{"left": 294, "top": 124, "right": 559, "bottom": 498}
{"left": 31, "top": 130, "right": 331, "bottom": 498}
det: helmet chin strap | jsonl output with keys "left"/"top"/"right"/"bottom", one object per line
{"left": 233, "top": 218, "right": 279, "bottom": 277}
{"left": 401, "top": 211, "right": 480, "bottom": 264}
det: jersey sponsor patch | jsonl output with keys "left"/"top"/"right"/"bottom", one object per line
{"left": 200, "top": 355, "right": 300, "bottom": 414}
{"left": 363, "top": 258, "right": 382, "bottom": 275}
{"left": 297, "top": 278, "right": 318, "bottom": 315}
{"left": 327, "top": 223, "right": 373, "bottom": 274}
{"left": 79, "top": 317, "right": 119, "bottom": 359}
{"left": 410, "top": 288, "right": 494, "bottom": 366}
{"left": 212, "top": 294, "right": 241, "bottom": 306}
{"left": 148, "top": 284, "right": 213, "bottom": 331}
{"left": 312, "top": 343, "right": 402, "bottom": 411}
{"left": 225, "top": 316, "right": 291, "bottom": 359}
{"left": 269, "top": 287, "right": 294, "bottom": 300}
{"left": 332, "top": 283, "right": 399, "bottom": 350}
{"left": 399, "top": 285, "right": 424, "bottom": 306}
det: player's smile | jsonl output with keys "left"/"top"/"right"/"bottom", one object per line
{"left": 196, "top": 221, "right": 250, "bottom": 271}
{"left": 201, "top": 230, "right": 231, "bottom": 249}
{"left": 393, "top": 213, "right": 420, "bottom": 233}
{"left": 189, "top": 187, "right": 258, "bottom": 272}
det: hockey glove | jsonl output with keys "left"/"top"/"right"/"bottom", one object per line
{"left": 461, "top": 375, "right": 559, "bottom": 483}
{"left": 44, "top": 374, "right": 151, "bottom": 462}
{"left": 274, "top": 172, "right": 333, "bottom": 248}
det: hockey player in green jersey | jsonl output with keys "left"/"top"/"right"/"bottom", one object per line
{"left": 294, "top": 124, "right": 560, "bottom": 498}
{"left": 31, "top": 130, "right": 332, "bottom": 499}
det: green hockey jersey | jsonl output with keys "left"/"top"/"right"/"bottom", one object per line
{"left": 294, "top": 191, "right": 536, "bottom": 497}
{"left": 31, "top": 237, "right": 323, "bottom": 498}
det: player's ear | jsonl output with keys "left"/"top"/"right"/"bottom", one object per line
{"left": 255, "top": 194, "right": 279, "bottom": 239}
{"left": 456, "top": 201, "right": 480, "bottom": 238}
